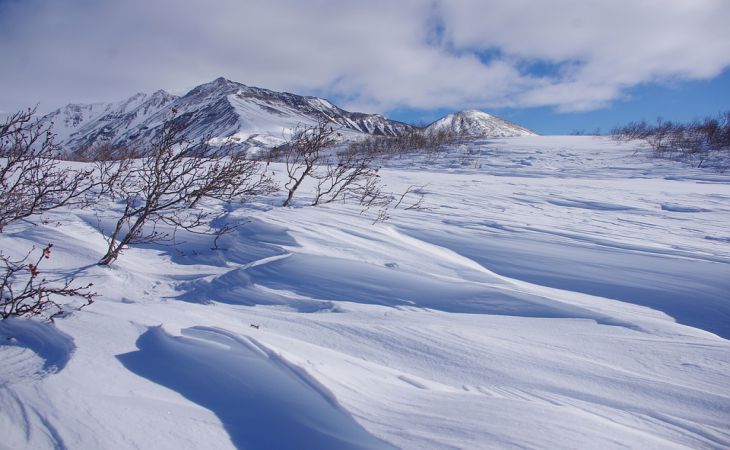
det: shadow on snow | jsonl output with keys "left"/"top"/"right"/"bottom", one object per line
{"left": 117, "top": 326, "right": 395, "bottom": 450}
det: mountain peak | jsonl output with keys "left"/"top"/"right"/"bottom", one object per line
{"left": 41, "top": 77, "right": 415, "bottom": 152}
{"left": 183, "top": 77, "right": 245, "bottom": 98}
{"left": 458, "top": 109, "right": 493, "bottom": 118}
{"left": 151, "top": 89, "right": 174, "bottom": 98}
{"left": 209, "top": 76, "right": 239, "bottom": 86}
{"left": 426, "top": 109, "right": 537, "bottom": 137}
{"left": 39, "top": 78, "right": 538, "bottom": 152}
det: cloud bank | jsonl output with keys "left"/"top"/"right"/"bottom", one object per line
{"left": 1, "top": 0, "right": 728, "bottom": 114}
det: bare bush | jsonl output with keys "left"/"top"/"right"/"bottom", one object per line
{"left": 0, "top": 108, "right": 96, "bottom": 231}
{"left": 611, "top": 120, "right": 651, "bottom": 142}
{"left": 312, "top": 149, "right": 381, "bottom": 206}
{"left": 348, "top": 127, "right": 467, "bottom": 159}
{"left": 0, "top": 108, "right": 101, "bottom": 319}
{"left": 364, "top": 183, "right": 434, "bottom": 225}
{"left": 393, "top": 184, "right": 431, "bottom": 211}
{"left": 1, "top": 244, "right": 96, "bottom": 320}
{"left": 278, "top": 120, "right": 384, "bottom": 207}
{"left": 97, "top": 122, "right": 275, "bottom": 266}
{"left": 281, "top": 120, "right": 338, "bottom": 207}
{"left": 612, "top": 112, "right": 730, "bottom": 170}
{"left": 276, "top": 120, "right": 395, "bottom": 215}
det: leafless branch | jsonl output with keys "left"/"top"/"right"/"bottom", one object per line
{"left": 97, "top": 122, "right": 275, "bottom": 265}
{"left": 0, "top": 107, "right": 98, "bottom": 231}
{"left": 281, "top": 119, "right": 338, "bottom": 207}
{"left": 1, "top": 244, "right": 96, "bottom": 320}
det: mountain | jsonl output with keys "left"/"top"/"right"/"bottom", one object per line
{"left": 425, "top": 109, "right": 538, "bottom": 138}
{"left": 41, "top": 79, "right": 537, "bottom": 153}
{"left": 41, "top": 90, "right": 179, "bottom": 151}
{"left": 42, "top": 77, "right": 414, "bottom": 152}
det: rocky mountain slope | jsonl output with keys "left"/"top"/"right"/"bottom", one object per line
{"left": 41, "top": 79, "right": 536, "bottom": 153}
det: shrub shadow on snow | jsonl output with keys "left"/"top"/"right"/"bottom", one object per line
{"left": 117, "top": 326, "right": 395, "bottom": 450}
{"left": 0, "top": 318, "right": 75, "bottom": 375}
{"left": 165, "top": 217, "right": 297, "bottom": 267}
{"left": 85, "top": 215, "right": 297, "bottom": 267}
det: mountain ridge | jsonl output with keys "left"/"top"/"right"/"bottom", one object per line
{"left": 41, "top": 78, "right": 537, "bottom": 152}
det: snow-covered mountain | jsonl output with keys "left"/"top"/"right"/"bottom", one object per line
{"left": 41, "top": 90, "right": 179, "bottom": 150}
{"left": 42, "top": 77, "right": 415, "bottom": 152}
{"left": 41, "top": 79, "right": 538, "bottom": 153}
{"left": 425, "top": 109, "right": 538, "bottom": 138}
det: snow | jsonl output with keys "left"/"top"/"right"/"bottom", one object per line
{"left": 425, "top": 109, "right": 538, "bottom": 137}
{"left": 118, "top": 326, "right": 394, "bottom": 450}
{"left": 41, "top": 90, "right": 179, "bottom": 150}
{"left": 40, "top": 78, "right": 412, "bottom": 153}
{"left": 2, "top": 136, "right": 730, "bottom": 449}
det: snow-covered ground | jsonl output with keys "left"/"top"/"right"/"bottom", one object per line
{"left": 1, "top": 136, "right": 729, "bottom": 449}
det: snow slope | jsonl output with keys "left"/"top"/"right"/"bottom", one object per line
{"left": 1, "top": 136, "right": 729, "bottom": 449}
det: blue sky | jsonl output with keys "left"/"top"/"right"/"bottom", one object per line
{"left": 1, "top": 0, "right": 729, "bottom": 135}
{"left": 387, "top": 69, "right": 730, "bottom": 134}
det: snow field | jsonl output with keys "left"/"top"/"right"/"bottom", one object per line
{"left": 1, "top": 136, "right": 729, "bottom": 449}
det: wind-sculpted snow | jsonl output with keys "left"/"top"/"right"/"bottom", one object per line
{"left": 406, "top": 227, "right": 730, "bottom": 339}
{"left": 118, "top": 326, "right": 395, "bottom": 450}
{"left": 2, "top": 136, "right": 730, "bottom": 449}
{"left": 0, "top": 319, "right": 75, "bottom": 381}
{"left": 206, "top": 252, "right": 630, "bottom": 328}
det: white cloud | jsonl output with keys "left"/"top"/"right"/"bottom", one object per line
{"left": 0, "top": 0, "right": 728, "bottom": 115}
{"left": 436, "top": 0, "right": 730, "bottom": 111}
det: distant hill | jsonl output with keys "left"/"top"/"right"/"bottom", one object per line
{"left": 424, "top": 109, "right": 537, "bottom": 138}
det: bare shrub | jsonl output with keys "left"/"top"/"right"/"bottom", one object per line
{"left": 312, "top": 149, "right": 381, "bottom": 206}
{"left": 97, "top": 122, "right": 275, "bottom": 266}
{"left": 278, "top": 120, "right": 385, "bottom": 208}
{"left": 0, "top": 108, "right": 100, "bottom": 319}
{"left": 0, "top": 108, "right": 96, "bottom": 231}
{"left": 612, "top": 112, "right": 730, "bottom": 170}
{"left": 393, "top": 184, "right": 431, "bottom": 211}
{"left": 612, "top": 120, "right": 656, "bottom": 142}
{"left": 1, "top": 244, "right": 96, "bottom": 320}
{"left": 364, "top": 183, "right": 434, "bottom": 225}
{"left": 280, "top": 120, "right": 338, "bottom": 207}
{"left": 348, "top": 127, "right": 467, "bottom": 159}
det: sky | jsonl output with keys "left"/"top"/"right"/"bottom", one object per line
{"left": 1, "top": 0, "right": 729, "bottom": 134}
